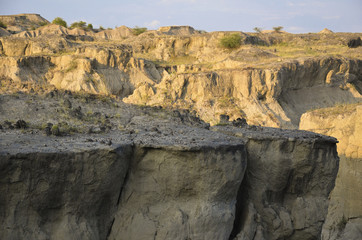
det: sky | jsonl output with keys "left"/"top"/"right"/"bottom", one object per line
{"left": 0, "top": 0, "right": 361, "bottom": 33}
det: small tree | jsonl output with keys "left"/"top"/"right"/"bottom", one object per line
{"left": 253, "top": 27, "right": 262, "bottom": 33}
{"left": 132, "top": 26, "right": 147, "bottom": 35}
{"left": 99, "top": 26, "right": 105, "bottom": 30}
{"left": 70, "top": 21, "right": 86, "bottom": 30}
{"left": 273, "top": 26, "right": 283, "bottom": 33}
{"left": 86, "top": 23, "right": 93, "bottom": 30}
{"left": 52, "top": 17, "right": 67, "bottom": 28}
{"left": 219, "top": 33, "right": 242, "bottom": 49}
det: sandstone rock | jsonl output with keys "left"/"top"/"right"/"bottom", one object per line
{"left": 300, "top": 103, "right": 362, "bottom": 240}
{"left": 319, "top": 28, "right": 334, "bottom": 34}
{"left": 0, "top": 14, "right": 49, "bottom": 33}
{"left": 214, "top": 126, "right": 339, "bottom": 240}
{"left": 0, "top": 133, "right": 132, "bottom": 240}
{"left": 158, "top": 26, "right": 199, "bottom": 35}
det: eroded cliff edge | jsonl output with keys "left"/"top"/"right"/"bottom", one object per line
{"left": 300, "top": 103, "right": 362, "bottom": 240}
{"left": 0, "top": 92, "right": 339, "bottom": 239}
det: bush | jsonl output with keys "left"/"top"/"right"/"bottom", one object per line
{"left": 219, "top": 33, "right": 242, "bottom": 49}
{"left": 132, "top": 26, "right": 147, "bottom": 35}
{"left": 273, "top": 26, "right": 284, "bottom": 33}
{"left": 99, "top": 26, "right": 105, "bottom": 30}
{"left": 0, "top": 20, "right": 7, "bottom": 29}
{"left": 70, "top": 21, "right": 86, "bottom": 30}
{"left": 253, "top": 27, "right": 262, "bottom": 33}
{"left": 52, "top": 17, "right": 67, "bottom": 28}
{"left": 86, "top": 23, "right": 93, "bottom": 30}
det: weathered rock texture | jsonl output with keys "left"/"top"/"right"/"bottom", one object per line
{"left": 0, "top": 91, "right": 340, "bottom": 239}
{"left": 215, "top": 126, "right": 339, "bottom": 240}
{"left": 300, "top": 103, "right": 362, "bottom": 240}
{"left": 0, "top": 134, "right": 132, "bottom": 240}
{"left": 0, "top": 14, "right": 49, "bottom": 33}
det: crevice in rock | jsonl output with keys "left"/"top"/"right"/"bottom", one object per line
{"left": 106, "top": 218, "right": 115, "bottom": 240}
{"left": 229, "top": 172, "right": 249, "bottom": 239}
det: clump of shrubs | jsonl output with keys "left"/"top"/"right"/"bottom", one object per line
{"left": 52, "top": 17, "right": 67, "bottom": 28}
{"left": 219, "top": 33, "right": 242, "bottom": 49}
{"left": 132, "top": 26, "right": 147, "bottom": 35}
{"left": 273, "top": 26, "right": 284, "bottom": 33}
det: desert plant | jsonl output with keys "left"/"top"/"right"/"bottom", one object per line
{"left": 52, "top": 17, "right": 67, "bottom": 28}
{"left": 70, "top": 21, "right": 86, "bottom": 30}
{"left": 253, "top": 27, "right": 262, "bottom": 33}
{"left": 99, "top": 26, "right": 105, "bottom": 30}
{"left": 132, "top": 26, "right": 147, "bottom": 35}
{"left": 273, "top": 26, "right": 284, "bottom": 33}
{"left": 0, "top": 20, "right": 7, "bottom": 29}
{"left": 219, "top": 33, "right": 242, "bottom": 49}
{"left": 86, "top": 23, "right": 93, "bottom": 30}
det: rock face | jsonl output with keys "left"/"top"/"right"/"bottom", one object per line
{"left": 0, "top": 91, "right": 339, "bottom": 240}
{"left": 0, "top": 14, "right": 360, "bottom": 239}
{"left": 0, "top": 14, "right": 49, "bottom": 33}
{"left": 0, "top": 133, "right": 132, "bottom": 240}
{"left": 215, "top": 126, "right": 339, "bottom": 240}
{"left": 300, "top": 103, "right": 362, "bottom": 240}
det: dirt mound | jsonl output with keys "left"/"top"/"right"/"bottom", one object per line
{"left": 319, "top": 28, "right": 334, "bottom": 34}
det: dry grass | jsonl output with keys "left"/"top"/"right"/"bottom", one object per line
{"left": 307, "top": 102, "right": 362, "bottom": 117}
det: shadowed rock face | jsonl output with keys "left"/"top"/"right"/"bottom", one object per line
{"left": 214, "top": 126, "right": 339, "bottom": 240}
{"left": 0, "top": 136, "right": 132, "bottom": 240}
{"left": 0, "top": 119, "right": 338, "bottom": 240}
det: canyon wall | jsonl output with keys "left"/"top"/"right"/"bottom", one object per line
{"left": 300, "top": 104, "right": 362, "bottom": 240}
{"left": 0, "top": 122, "right": 339, "bottom": 240}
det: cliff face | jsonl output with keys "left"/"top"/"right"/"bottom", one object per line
{"left": 0, "top": 92, "right": 339, "bottom": 240}
{"left": 215, "top": 127, "right": 339, "bottom": 240}
{"left": 0, "top": 127, "right": 338, "bottom": 240}
{"left": 300, "top": 103, "right": 362, "bottom": 240}
{"left": 1, "top": 30, "right": 361, "bottom": 128}
{"left": 0, "top": 134, "right": 132, "bottom": 240}
{"left": 0, "top": 14, "right": 360, "bottom": 239}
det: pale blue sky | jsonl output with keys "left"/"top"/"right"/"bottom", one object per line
{"left": 0, "top": 0, "right": 361, "bottom": 33}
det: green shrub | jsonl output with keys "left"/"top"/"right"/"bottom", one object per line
{"left": 52, "top": 17, "right": 67, "bottom": 28}
{"left": 70, "top": 21, "right": 86, "bottom": 30}
{"left": 132, "top": 26, "right": 147, "bottom": 35}
{"left": 99, "top": 26, "right": 105, "bottom": 30}
{"left": 0, "top": 20, "right": 7, "bottom": 29}
{"left": 86, "top": 23, "right": 93, "bottom": 30}
{"left": 219, "top": 33, "right": 242, "bottom": 49}
{"left": 273, "top": 26, "right": 284, "bottom": 33}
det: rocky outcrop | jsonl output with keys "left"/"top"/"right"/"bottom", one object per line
{"left": 125, "top": 57, "right": 362, "bottom": 127}
{"left": 214, "top": 126, "right": 339, "bottom": 240}
{"left": 0, "top": 133, "right": 132, "bottom": 240}
{"left": 0, "top": 14, "right": 49, "bottom": 33}
{"left": 300, "top": 103, "right": 362, "bottom": 240}
{"left": 157, "top": 26, "right": 199, "bottom": 35}
{"left": 0, "top": 124, "right": 339, "bottom": 240}
{"left": 0, "top": 91, "right": 340, "bottom": 240}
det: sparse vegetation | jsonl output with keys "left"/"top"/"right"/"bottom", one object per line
{"left": 273, "top": 26, "right": 284, "bottom": 33}
{"left": 70, "top": 21, "right": 87, "bottom": 30}
{"left": 86, "top": 23, "right": 93, "bottom": 30}
{"left": 99, "top": 26, "right": 104, "bottom": 30}
{"left": 219, "top": 33, "right": 242, "bottom": 49}
{"left": 0, "top": 20, "right": 7, "bottom": 29}
{"left": 253, "top": 27, "right": 262, "bottom": 33}
{"left": 132, "top": 26, "right": 147, "bottom": 35}
{"left": 52, "top": 17, "right": 67, "bottom": 28}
